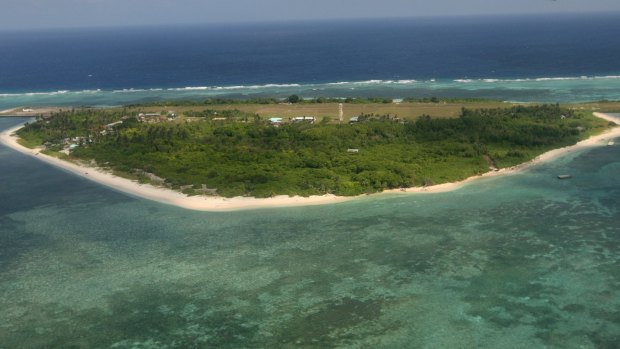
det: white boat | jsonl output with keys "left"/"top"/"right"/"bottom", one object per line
{"left": 608, "top": 141, "right": 615, "bottom": 146}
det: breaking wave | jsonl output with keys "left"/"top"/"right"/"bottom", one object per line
{"left": 1, "top": 75, "right": 619, "bottom": 101}
{"left": 0, "top": 89, "right": 103, "bottom": 98}
{"left": 165, "top": 83, "right": 302, "bottom": 92}
{"left": 453, "top": 75, "right": 620, "bottom": 83}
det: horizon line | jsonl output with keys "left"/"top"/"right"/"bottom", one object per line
{"left": 1, "top": 10, "right": 620, "bottom": 32}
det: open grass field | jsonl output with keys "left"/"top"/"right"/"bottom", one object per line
{"left": 124, "top": 101, "right": 511, "bottom": 121}
{"left": 2, "top": 100, "right": 619, "bottom": 123}
{"left": 124, "top": 100, "right": 620, "bottom": 122}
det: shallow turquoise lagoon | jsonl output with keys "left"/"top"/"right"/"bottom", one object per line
{"left": 2, "top": 77, "right": 620, "bottom": 111}
{"left": 1, "top": 117, "right": 619, "bottom": 348}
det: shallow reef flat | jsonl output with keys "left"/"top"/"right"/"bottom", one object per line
{"left": 1, "top": 115, "right": 620, "bottom": 347}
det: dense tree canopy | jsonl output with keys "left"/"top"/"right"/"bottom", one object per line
{"left": 17, "top": 104, "right": 607, "bottom": 198}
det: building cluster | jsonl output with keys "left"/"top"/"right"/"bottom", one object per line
{"left": 267, "top": 113, "right": 402, "bottom": 126}
{"left": 268, "top": 116, "right": 316, "bottom": 126}
{"left": 350, "top": 113, "right": 402, "bottom": 124}
{"left": 45, "top": 136, "right": 93, "bottom": 154}
{"left": 137, "top": 111, "right": 177, "bottom": 123}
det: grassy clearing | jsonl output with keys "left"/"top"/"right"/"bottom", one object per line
{"left": 122, "top": 101, "right": 511, "bottom": 121}
{"left": 17, "top": 137, "right": 41, "bottom": 149}
{"left": 40, "top": 150, "right": 71, "bottom": 160}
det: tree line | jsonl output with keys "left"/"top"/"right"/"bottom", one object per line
{"left": 17, "top": 104, "right": 607, "bottom": 198}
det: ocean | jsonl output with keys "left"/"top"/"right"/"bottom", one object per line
{"left": 2, "top": 13, "right": 620, "bottom": 348}
{"left": 2, "top": 114, "right": 620, "bottom": 347}
{"left": 1, "top": 13, "right": 620, "bottom": 109}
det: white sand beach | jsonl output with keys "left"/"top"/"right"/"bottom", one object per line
{"left": 0, "top": 124, "right": 353, "bottom": 211}
{"left": 1, "top": 112, "right": 618, "bottom": 211}
{"left": 384, "top": 112, "right": 620, "bottom": 195}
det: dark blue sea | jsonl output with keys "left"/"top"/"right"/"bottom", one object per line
{"left": 1, "top": 13, "right": 620, "bottom": 108}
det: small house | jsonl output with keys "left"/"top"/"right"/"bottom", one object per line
{"left": 138, "top": 113, "right": 166, "bottom": 123}
{"left": 291, "top": 116, "right": 315, "bottom": 124}
{"left": 105, "top": 121, "right": 123, "bottom": 129}
{"left": 349, "top": 116, "right": 359, "bottom": 124}
{"left": 269, "top": 117, "right": 283, "bottom": 126}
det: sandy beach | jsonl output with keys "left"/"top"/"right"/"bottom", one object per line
{"left": 1, "top": 112, "right": 618, "bottom": 211}
{"left": 383, "top": 112, "right": 620, "bottom": 195}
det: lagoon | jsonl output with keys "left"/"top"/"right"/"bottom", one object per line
{"left": 1, "top": 116, "right": 620, "bottom": 347}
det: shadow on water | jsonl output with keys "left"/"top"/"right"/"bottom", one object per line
{"left": 0, "top": 216, "right": 51, "bottom": 274}
{"left": 0, "top": 285, "right": 260, "bottom": 349}
{"left": 0, "top": 282, "right": 390, "bottom": 349}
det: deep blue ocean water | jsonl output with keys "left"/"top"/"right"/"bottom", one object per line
{"left": 1, "top": 13, "right": 619, "bottom": 91}
{"left": 1, "top": 13, "right": 620, "bottom": 108}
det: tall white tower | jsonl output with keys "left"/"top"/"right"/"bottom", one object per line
{"left": 339, "top": 103, "right": 343, "bottom": 123}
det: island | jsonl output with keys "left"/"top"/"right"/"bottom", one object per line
{"left": 1, "top": 98, "right": 619, "bottom": 211}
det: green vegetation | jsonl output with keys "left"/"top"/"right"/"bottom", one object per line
{"left": 287, "top": 94, "right": 301, "bottom": 104}
{"left": 129, "top": 96, "right": 503, "bottom": 108}
{"left": 16, "top": 137, "right": 41, "bottom": 149}
{"left": 127, "top": 97, "right": 282, "bottom": 107}
{"left": 402, "top": 97, "right": 502, "bottom": 103}
{"left": 128, "top": 96, "right": 400, "bottom": 107}
{"left": 40, "top": 149, "right": 71, "bottom": 160}
{"left": 16, "top": 104, "right": 608, "bottom": 198}
{"left": 183, "top": 108, "right": 258, "bottom": 121}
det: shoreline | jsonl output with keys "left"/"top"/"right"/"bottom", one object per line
{"left": 383, "top": 112, "right": 619, "bottom": 195}
{"left": 1, "top": 113, "right": 618, "bottom": 212}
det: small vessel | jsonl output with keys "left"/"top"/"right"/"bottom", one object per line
{"left": 558, "top": 174, "right": 572, "bottom": 180}
{"left": 608, "top": 140, "right": 615, "bottom": 146}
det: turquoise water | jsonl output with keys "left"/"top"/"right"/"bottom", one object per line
{"left": 2, "top": 76, "right": 620, "bottom": 111}
{"left": 1, "top": 116, "right": 620, "bottom": 348}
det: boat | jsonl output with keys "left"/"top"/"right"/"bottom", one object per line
{"left": 557, "top": 175, "right": 572, "bottom": 180}
{"left": 608, "top": 140, "right": 615, "bottom": 146}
